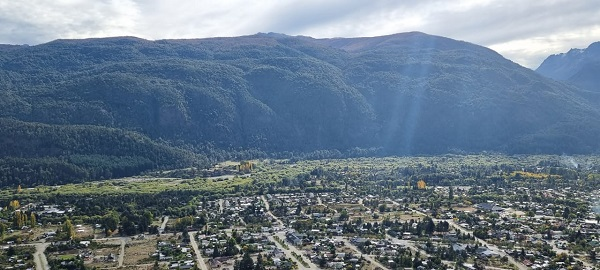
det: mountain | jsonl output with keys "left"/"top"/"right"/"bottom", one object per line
{"left": 1, "top": 32, "right": 599, "bottom": 185}
{"left": 537, "top": 42, "right": 600, "bottom": 94}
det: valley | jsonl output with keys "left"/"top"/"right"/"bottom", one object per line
{"left": 1, "top": 155, "right": 599, "bottom": 269}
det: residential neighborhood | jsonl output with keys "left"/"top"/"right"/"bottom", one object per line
{"left": 1, "top": 156, "right": 599, "bottom": 270}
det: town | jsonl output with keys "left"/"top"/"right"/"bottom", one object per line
{"left": 0, "top": 155, "right": 599, "bottom": 270}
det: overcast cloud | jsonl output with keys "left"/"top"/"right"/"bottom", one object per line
{"left": 1, "top": 0, "right": 599, "bottom": 68}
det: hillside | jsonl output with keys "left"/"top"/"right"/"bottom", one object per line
{"left": 537, "top": 42, "right": 600, "bottom": 97}
{"left": 0, "top": 118, "right": 204, "bottom": 186}
{"left": 1, "top": 32, "right": 599, "bottom": 185}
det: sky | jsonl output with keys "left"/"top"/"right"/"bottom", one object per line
{"left": 1, "top": 0, "right": 599, "bottom": 69}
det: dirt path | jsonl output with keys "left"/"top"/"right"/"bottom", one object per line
{"left": 189, "top": 232, "right": 209, "bottom": 270}
{"left": 33, "top": 242, "right": 50, "bottom": 270}
{"left": 118, "top": 238, "right": 126, "bottom": 267}
{"left": 159, "top": 216, "right": 169, "bottom": 234}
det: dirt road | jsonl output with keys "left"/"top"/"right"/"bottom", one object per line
{"left": 159, "top": 216, "right": 169, "bottom": 234}
{"left": 189, "top": 231, "right": 210, "bottom": 270}
{"left": 33, "top": 242, "right": 50, "bottom": 270}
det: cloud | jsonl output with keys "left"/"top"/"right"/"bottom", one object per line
{"left": 0, "top": 0, "right": 140, "bottom": 44}
{"left": 0, "top": 0, "right": 599, "bottom": 68}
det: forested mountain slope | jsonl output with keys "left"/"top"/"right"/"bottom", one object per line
{"left": 0, "top": 118, "right": 203, "bottom": 186}
{"left": 1, "top": 32, "right": 599, "bottom": 185}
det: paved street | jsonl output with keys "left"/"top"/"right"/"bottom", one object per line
{"left": 270, "top": 232, "right": 319, "bottom": 270}
{"left": 334, "top": 236, "right": 389, "bottom": 270}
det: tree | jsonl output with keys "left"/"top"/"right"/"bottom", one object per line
{"left": 424, "top": 217, "right": 435, "bottom": 235}
{"left": 140, "top": 210, "right": 154, "bottom": 232}
{"left": 8, "top": 200, "right": 20, "bottom": 211}
{"left": 17, "top": 185, "right": 22, "bottom": 193}
{"left": 562, "top": 207, "right": 571, "bottom": 220}
{"left": 239, "top": 251, "right": 254, "bottom": 270}
{"left": 449, "top": 186, "right": 454, "bottom": 200}
{"left": 121, "top": 217, "right": 137, "bottom": 236}
{"left": 63, "top": 218, "right": 75, "bottom": 240}
{"left": 212, "top": 245, "right": 221, "bottom": 258}
{"left": 417, "top": 180, "right": 426, "bottom": 190}
{"left": 319, "top": 254, "right": 327, "bottom": 267}
{"left": 102, "top": 210, "right": 120, "bottom": 236}
{"left": 225, "top": 237, "right": 239, "bottom": 256}
{"left": 12, "top": 211, "right": 22, "bottom": 228}
{"left": 30, "top": 213, "right": 37, "bottom": 228}
{"left": 254, "top": 253, "right": 265, "bottom": 270}
{"left": 0, "top": 223, "right": 7, "bottom": 237}
{"left": 7, "top": 246, "right": 16, "bottom": 256}
{"left": 339, "top": 209, "right": 349, "bottom": 221}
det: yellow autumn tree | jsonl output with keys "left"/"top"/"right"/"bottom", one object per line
{"left": 63, "top": 219, "right": 75, "bottom": 240}
{"left": 13, "top": 211, "right": 28, "bottom": 229}
{"left": 8, "top": 200, "right": 20, "bottom": 211}
{"left": 238, "top": 161, "right": 253, "bottom": 172}
{"left": 13, "top": 211, "right": 22, "bottom": 228}
{"left": 417, "top": 180, "right": 427, "bottom": 190}
{"left": 17, "top": 185, "right": 22, "bottom": 193}
{"left": 30, "top": 213, "right": 37, "bottom": 228}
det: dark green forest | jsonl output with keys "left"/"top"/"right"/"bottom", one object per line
{"left": 0, "top": 118, "right": 204, "bottom": 186}
{"left": 1, "top": 32, "right": 599, "bottom": 186}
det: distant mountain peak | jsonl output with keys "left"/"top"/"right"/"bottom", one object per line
{"left": 537, "top": 41, "right": 600, "bottom": 90}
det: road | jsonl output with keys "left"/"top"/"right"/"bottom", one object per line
{"left": 189, "top": 232, "right": 210, "bottom": 270}
{"left": 384, "top": 199, "right": 527, "bottom": 270}
{"left": 316, "top": 196, "right": 324, "bottom": 206}
{"left": 118, "top": 238, "right": 126, "bottom": 267}
{"left": 91, "top": 236, "right": 129, "bottom": 268}
{"left": 260, "top": 195, "right": 285, "bottom": 226}
{"left": 444, "top": 219, "right": 528, "bottom": 270}
{"left": 334, "top": 236, "right": 389, "bottom": 270}
{"left": 159, "top": 216, "right": 169, "bottom": 234}
{"left": 270, "top": 232, "right": 319, "bottom": 270}
{"left": 261, "top": 195, "right": 318, "bottom": 269}
{"left": 549, "top": 240, "right": 594, "bottom": 269}
{"left": 33, "top": 242, "right": 50, "bottom": 270}
{"left": 260, "top": 195, "right": 271, "bottom": 211}
{"left": 385, "top": 234, "right": 422, "bottom": 256}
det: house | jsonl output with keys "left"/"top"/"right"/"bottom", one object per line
{"left": 209, "top": 258, "right": 222, "bottom": 268}
{"left": 476, "top": 247, "right": 500, "bottom": 258}
{"left": 452, "top": 243, "right": 467, "bottom": 252}
{"left": 328, "top": 261, "right": 345, "bottom": 269}
{"left": 286, "top": 232, "right": 305, "bottom": 246}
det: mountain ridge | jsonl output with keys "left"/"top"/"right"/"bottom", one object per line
{"left": 537, "top": 41, "right": 600, "bottom": 92}
{"left": 1, "top": 32, "right": 599, "bottom": 185}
